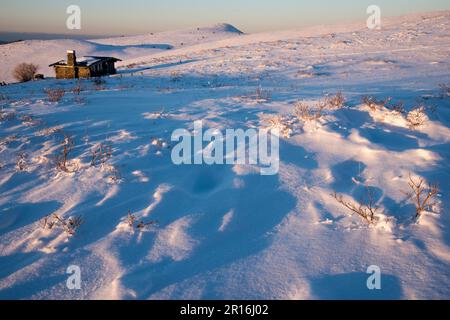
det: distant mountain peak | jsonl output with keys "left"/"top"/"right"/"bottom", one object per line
{"left": 197, "top": 23, "right": 244, "bottom": 34}
{"left": 214, "top": 23, "right": 244, "bottom": 34}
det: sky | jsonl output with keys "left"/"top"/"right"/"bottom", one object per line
{"left": 1, "top": 0, "right": 449, "bottom": 36}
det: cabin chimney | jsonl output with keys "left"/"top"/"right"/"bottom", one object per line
{"left": 67, "top": 50, "right": 76, "bottom": 66}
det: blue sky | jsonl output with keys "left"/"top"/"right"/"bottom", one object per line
{"left": 1, "top": 0, "right": 449, "bottom": 35}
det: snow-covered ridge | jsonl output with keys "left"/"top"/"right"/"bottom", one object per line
{"left": 92, "top": 23, "right": 243, "bottom": 46}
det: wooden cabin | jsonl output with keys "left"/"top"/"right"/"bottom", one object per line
{"left": 49, "top": 50, "right": 121, "bottom": 79}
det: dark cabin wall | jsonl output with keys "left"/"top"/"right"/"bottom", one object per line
{"left": 89, "top": 61, "right": 117, "bottom": 77}
{"left": 108, "top": 62, "right": 117, "bottom": 74}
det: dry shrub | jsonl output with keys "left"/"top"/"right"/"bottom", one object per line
{"left": 0, "top": 135, "right": 18, "bottom": 148}
{"left": 390, "top": 101, "right": 406, "bottom": 114}
{"left": 294, "top": 101, "right": 318, "bottom": 121}
{"left": 127, "top": 210, "right": 137, "bottom": 227}
{"left": 254, "top": 87, "right": 271, "bottom": 102}
{"left": 55, "top": 133, "right": 76, "bottom": 172}
{"left": 16, "top": 152, "right": 27, "bottom": 171}
{"left": 406, "top": 175, "right": 439, "bottom": 220}
{"left": 19, "top": 114, "right": 42, "bottom": 126}
{"left": 0, "top": 111, "right": 16, "bottom": 122}
{"left": 71, "top": 83, "right": 87, "bottom": 104}
{"left": 41, "top": 214, "right": 84, "bottom": 236}
{"left": 293, "top": 92, "right": 345, "bottom": 122}
{"left": 72, "top": 83, "right": 83, "bottom": 95}
{"left": 151, "top": 108, "right": 169, "bottom": 120}
{"left": 265, "top": 114, "right": 295, "bottom": 138}
{"left": 126, "top": 210, "right": 157, "bottom": 230}
{"left": 35, "top": 126, "right": 62, "bottom": 137}
{"left": 106, "top": 165, "right": 122, "bottom": 184}
{"left": 90, "top": 143, "right": 112, "bottom": 167}
{"left": 13, "top": 63, "right": 38, "bottom": 82}
{"left": 45, "top": 88, "right": 65, "bottom": 102}
{"left": 293, "top": 100, "right": 326, "bottom": 121}
{"left": 361, "top": 96, "right": 391, "bottom": 111}
{"left": 406, "top": 106, "right": 427, "bottom": 129}
{"left": 332, "top": 188, "right": 380, "bottom": 225}
{"left": 325, "top": 91, "right": 346, "bottom": 109}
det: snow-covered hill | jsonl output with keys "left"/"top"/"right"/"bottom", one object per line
{"left": 0, "top": 23, "right": 243, "bottom": 83}
{"left": 94, "top": 23, "right": 243, "bottom": 47}
{"left": 0, "top": 12, "right": 449, "bottom": 299}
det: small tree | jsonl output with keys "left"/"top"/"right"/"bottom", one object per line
{"left": 13, "top": 63, "right": 38, "bottom": 82}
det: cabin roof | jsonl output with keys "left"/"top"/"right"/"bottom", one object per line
{"left": 49, "top": 56, "right": 121, "bottom": 67}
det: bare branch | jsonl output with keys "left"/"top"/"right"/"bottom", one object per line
{"left": 408, "top": 174, "right": 439, "bottom": 220}
{"left": 332, "top": 188, "right": 380, "bottom": 225}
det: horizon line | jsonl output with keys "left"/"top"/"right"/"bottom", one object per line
{"left": 1, "top": 9, "right": 448, "bottom": 41}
